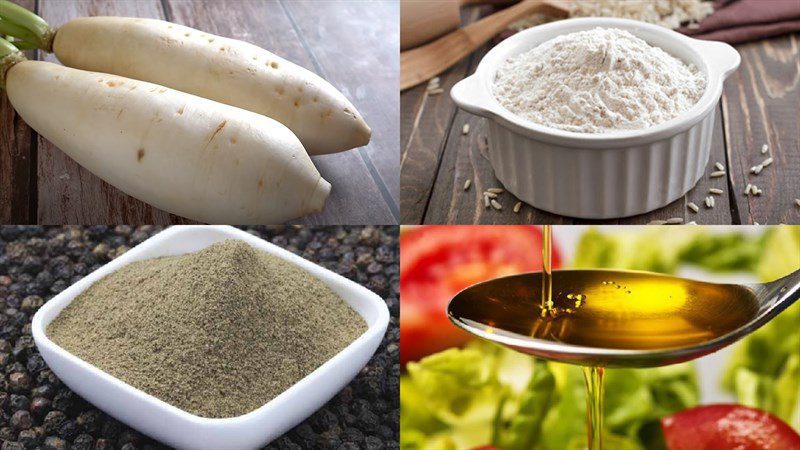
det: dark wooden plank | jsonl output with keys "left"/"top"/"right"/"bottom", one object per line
{"left": 0, "top": 0, "right": 36, "bottom": 223}
{"left": 400, "top": 5, "right": 482, "bottom": 224}
{"left": 168, "top": 0, "right": 395, "bottom": 225}
{"left": 36, "top": 0, "right": 189, "bottom": 224}
{"left": 722, "top": 34, "right": 800, "bottom": 225}
{"left": 280, "top": 0, "right": 400, "bottom": 220}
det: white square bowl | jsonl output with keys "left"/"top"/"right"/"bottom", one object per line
{"left": 31, "top": 225, "right": 390, "bottom": 450}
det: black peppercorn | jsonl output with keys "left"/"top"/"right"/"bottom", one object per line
{"left": 0, "top": 426, "right": 16, "bottom": 441}
{"left": 11, "top": 410, "right": 33, "bottom": 431}
{"left": 42, "top": 411, "right": 66, "bottom": 435}
{"left": 71, "top": 434, "right": 95, "bottom": 450}
{"left": 51, "top": 390, "right": 74, "bottom": 413}
{"left": 0, "top": 442, "right": 24, "bottom": 450}
{"left": 8, "top": 372, "right": 31, "bottom": 393}
{"left": 19, "top": 296, "right": 43, "bottom": 315}
{"left": 56, "top": 419, "right": 78, "bottom": 441}
{"left": 100, "top": 418, "right": 121, "bottom": 440}
{"left": 18, "top": 428, "right": 40, "bottom": 448}
{"left": 76, "top": 410, "right": 101, "bottom": 433}
{"left": 8, "top": 394, "right": 30, "bottom": 412}
{"left": 30, "top": 397, "right": 51, "bottom": 419}
{"left": 31, "top": 384, "right": 56, "bottom": 399}
{"left": 42, "top": 436, "right": 67, "bottom": 450}
{"left": 94, "top": 438, "right": 114, "bottom": 450}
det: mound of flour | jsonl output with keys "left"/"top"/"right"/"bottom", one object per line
{"left": 493, "top": 28, "right": 706, "bottom": 133}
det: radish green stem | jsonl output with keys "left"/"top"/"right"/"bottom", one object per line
{"left": 0, "top": 36, "right": 18, "bottom": 57}
{"left": 0, "top": 0, "right": 54, "bottom": 50}
{"left": 0, "top": 37, "right": 25, "bottom": 89}
{"left": 0, "top": 18, "right": 40, "bottom": 45}
{"left": 9, "top": 38, "right": 36, "bottom": 50}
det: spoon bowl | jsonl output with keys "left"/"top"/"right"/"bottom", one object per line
{"left": 447, "top": 269, "right": 799, "bottom": 368}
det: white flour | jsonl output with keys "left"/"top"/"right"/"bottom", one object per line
{"left": 493, "top": 28, "right": 706, "bottom": 133}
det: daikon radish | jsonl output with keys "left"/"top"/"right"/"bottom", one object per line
{"left": 0, "top": 2, "right": 371, "bottom": 155}
{"left": 0, "top": 47, "right": 330, "bottom": 223}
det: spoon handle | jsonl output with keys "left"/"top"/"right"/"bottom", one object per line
{"left": 748, "top": 268, "right": 800, "bottom": 318}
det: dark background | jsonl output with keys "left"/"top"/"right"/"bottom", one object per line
{"left": 0, "top": 225, "right": 399, "bottom": 449}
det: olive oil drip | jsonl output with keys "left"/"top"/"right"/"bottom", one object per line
{"left": 540, "top": 225, "right": 603, "bottom": 450}
{"left": 584, "top": 366, "right": 604, "bottom": 450}
{"left": 539, "top": 225, "right": 587, "bottom": 320}
{"left": 540, "top": 225, "right": 553, "bottom": 316}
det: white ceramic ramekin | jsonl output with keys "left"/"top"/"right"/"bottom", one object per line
{"left": 451, "top": 18, "right": 740, "bottom": 219}
{"left": 31, "top": 225, "right": 389, "bottom": 450}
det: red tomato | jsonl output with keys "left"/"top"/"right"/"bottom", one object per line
{"left": 400, "top": 225, "right": 560, "bottom": 366}
{"left": 662, "top": 404, "right": 800, "bottom": 450}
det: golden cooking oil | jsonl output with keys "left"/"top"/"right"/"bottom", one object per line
{"left": 454, "top": 269, "right": 758, "bottom": 350}
{"left": 541, "top": 225, "right": 553, "bottom": 316}
{"left": 583, "top": 366, "right": 604, "bottom": 450}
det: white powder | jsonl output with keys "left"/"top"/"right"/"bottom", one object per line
{"left": 493, "top": 28, "right": 706, "bottom": 133}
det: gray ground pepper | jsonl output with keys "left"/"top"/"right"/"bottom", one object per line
{"left": 46, "top": 239, "right": 366, "bottom": 418}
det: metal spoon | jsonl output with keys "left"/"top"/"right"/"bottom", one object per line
{"left": 447, "top": 269, "right": 800, "bottom": 368}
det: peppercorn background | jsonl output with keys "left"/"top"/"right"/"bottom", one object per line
{"left": 0, "top": 226, "right": 399, "bottom": 450}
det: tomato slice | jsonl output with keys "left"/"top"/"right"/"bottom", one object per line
{"left": 662, "top": 404, "right": 800, "bottom": 450}
{"left": 400, "top": 226, "right": 560, "bottom": 366}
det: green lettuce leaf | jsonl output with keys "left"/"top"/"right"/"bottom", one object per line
{"left": 721, "top": 225, "right": 800, "bottom": 430}
{"left": 401, "top": 343, "right": 698, "bottom": 450}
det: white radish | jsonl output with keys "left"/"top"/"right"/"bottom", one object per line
{"left": 49, "top": 16, "right": 371, "bottom": 155}
{"left": 3, "top": 59, "right": 330, "bottom": 223}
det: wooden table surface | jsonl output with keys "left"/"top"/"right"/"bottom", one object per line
{"left": 0, "top": 0, "right": 399, "bottom": 225}
{"left": 401, "top": 8, "right": 800, "bottom": 225}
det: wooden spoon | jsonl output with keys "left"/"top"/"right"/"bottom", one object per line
{"left": 400, "top": 0, "right": 570, "bottom": 91}
{"left": 401, "top": 0, "right": 516, "bottom": 50}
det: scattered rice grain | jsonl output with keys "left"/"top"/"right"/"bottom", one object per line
{"left": 463, "top": 179, "right": 472, "bottom": 191}
{"left": 687, "top": 202, "right": 699, "bottom": 213}
{"left": 710, "top": 171, "right": 726, "bottom": 178}
{"left": 761, "top": 157, "right": 773, "bottom": 167}
{"left": 513, "top": 202, "right": 522, "bottom": 213}
{"left": 462, "top": 124, "right": 470, "bottom": 135}
{"left": 794, "top": 198, "right": 800, "bottom": 207}
{"left": 648, "top": 220, "right": 667, "bottom": 225}
{"left": 745, "top": 184, "right": 753, "bottom": 195}
{"left": 666, "top": 218, "right": 684, "bottom": 224}
{"left": 487, "top": 188, "right": 504, "bottom": 194}
{"left": 490, "top": 199, "right": 502, "bottom": 210}
{"left": 484, "top": 195, "right": 490, "bottom": 208}
{"left": 428, "top": 88, "right": 444, "bottom": 95}
{"left": 484, "top": 192, "right": 498, "bottom": 199}
{"left": 761, "top": 144, "right": 768, "bottom": 154}
{"left": 714, "top": 162, "right": 725, "bottom": 171}
{"left": 709, "top": 188, "right": 723, "bottom": 195}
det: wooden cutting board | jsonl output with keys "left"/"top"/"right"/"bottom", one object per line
{"left": 400, "top": 0, "right": 515, "bottom": 50}
{"left": 401, "top": 0, "right": 570, "bottom": 90}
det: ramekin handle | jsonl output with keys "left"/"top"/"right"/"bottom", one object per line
{"left": 451, "top": 74, "right": 495, "bottom": 118}
{"left": 694, "top": 39, "right": 741, "bottom": 80}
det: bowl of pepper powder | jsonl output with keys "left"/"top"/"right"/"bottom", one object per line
{"left": 31, "top": 225, "right": 389, "bottom": 450}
